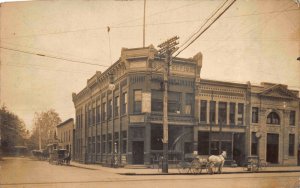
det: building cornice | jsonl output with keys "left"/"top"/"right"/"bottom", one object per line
{"left": 57, "top": 118, "right": 74, "bottom": 128}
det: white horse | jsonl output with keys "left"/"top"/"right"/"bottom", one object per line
{"left": 207, "top": 151, "right": 227, "bottom": 174}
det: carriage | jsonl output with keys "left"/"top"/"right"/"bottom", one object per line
{"left": 49, "top": 149, "right": 70, "bottom": 165}
{"left": 177, "top": 155, "right": 210, "bottom": 174}
{"left": 242, "top": 156, "right": 267, "bottom": 172}
{"left": 32, "top": 149, "right": 49, "bottom": 160}
{"left": 177, "top": 151, "right": 227, "bottom": 174}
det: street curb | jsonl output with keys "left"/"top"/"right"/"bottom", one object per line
{"left": 69, "top": 164, "right": 98, "bottom": 170}
{"left": 119, "top": 170, "right": 300, "bottom": 176}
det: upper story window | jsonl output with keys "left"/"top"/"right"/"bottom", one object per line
{"left": 107, "top": 99, "right": 113, "bottom": 120}
{"left": 267, "top": 112, "right": 280, "bottom": 125}
{"left": 252, "top": 107, "right": 259, "bottom": 123}
{"left": 133, "top": 90, "right": 142, "bottom": 113}
{"left": 92, "top": 106, "right": 95, "bottom": 125}
{"left": 114, "top": 96, "right": 120, "bottom": 117}
{"left": 185, "top": 93, "right": 194, "bottom": 115}
{"left": 151, "top": 90, "right": 163, "bottom": 112}
{"left": 96, "top": 102, "right": 101, "bottom": 123}
{"left": 229, "top": 102, "right": 235, "bottom": 125}
{"left": 289, "top": 111, "right": 295, "bottom": 126}
{"left": 169, "top": 91, "right": 182, "bottom": 114}
{"left": 121, "top": 92, "right": 127, "bottom": 115}
{"left": 237, "top": 103, "right": 244, "bottom": 125}
{"left": 88, "top": 105, "right": 93, "bottom": 126}
{"left": 218, "top": 102, "right": 227, "bottom": 124}
{"left": 101, "top": 102, "right": 106, "bottom": 121}
{"left": 200, "top": 100, "right": 207, "bottom": 122}
{"left": 210, "top": 101, "right": 216, "bottom": 123}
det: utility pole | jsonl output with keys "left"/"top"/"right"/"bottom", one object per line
{"left": 143, "top": 0, "right": 146, "bottom": 47}
{"left": 157, "top": 36, "right": 179, "bottom": 173}
{"left": 0, "top": 115, "right": 1, "bottom": 157}
{"left": 209, "top": 91, "right": 214, "bottom": 155}
{"left": 219, "top": 118, "right": 222, "bottom": 154}
{"left": 39, "top": 123, "right": 42, "bottom": 150}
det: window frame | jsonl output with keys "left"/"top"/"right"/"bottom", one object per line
{"left": 200, "top": 100, "right": 207, "bottom": 123}
{"left": 133, "top": 90, "right": 142, "bottom": 113}
{"left": 252, "top": 107, "right": 259, "bottom": 123}
{"left": 289, "top": 111, "right": 296, "bottom": 126}
{"left": 289, "top": 134, "right": 295, "bottom": 156}
{"left": 267, "top": 112, "right": 280, "bottom": 125}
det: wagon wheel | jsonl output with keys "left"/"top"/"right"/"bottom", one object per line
{"left": 191, "top": 160, "right": 202, "bottom": 174}
{"left": 206, "top": 163, "right": 216, "bottom": 174}
{"left": 202, "top": 163, "right": 209, "bottom": 174}
{"left": 259, "top": 161, "right": 267, "bottom": 171}
{"left": 242, "top": 163, "right": 249, "bottom": 171}
{"left": 251, "top": 164, "right": 259, "bottom": 173}
{"left": 177, "top": 161, "right": 190, "bottom": 174}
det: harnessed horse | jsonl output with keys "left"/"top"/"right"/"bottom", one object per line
{"left": 207, "top": 151, "right": 227, "bottom": 174}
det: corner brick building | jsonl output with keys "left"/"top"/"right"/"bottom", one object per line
{"left": 72, "top": 45, "right": 299, "bottom": 166}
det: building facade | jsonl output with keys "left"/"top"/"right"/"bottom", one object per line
{"left": 197, "top": 80, "right": 299, "bottom": 166}
{"left": 57, "top": 118, "right": 74, "bottom": 157}
{"left": 72, "top": 45, "right": 299, "bottom": 166}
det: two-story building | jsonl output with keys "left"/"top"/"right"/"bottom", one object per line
{"left": 57, "top": 118, "right": 74, "bottom": 157}
{"left": 197, "top": 80, "right": 299, "bottom": 166}
{"left": 72, "top": 45, "right": 299, "bottom": 166}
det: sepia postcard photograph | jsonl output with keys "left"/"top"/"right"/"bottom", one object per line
{"left": 0, "top": 0, "right": 300, "bottom": 187}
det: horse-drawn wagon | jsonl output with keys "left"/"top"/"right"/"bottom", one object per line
{"left": 49, "top": 149, "right": 70, "bottom": 165}
{"left": 177, "top": 151, "right": 227, "bottom": 174}
{"left": 242, "top": 156, "right": 267, "bottom": 172}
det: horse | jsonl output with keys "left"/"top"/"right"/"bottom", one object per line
{"left": 207, "top": 151, "right": 227, "bottom": 174}
{"left": 63, "top": 153, "right": 71, "bottom": 165}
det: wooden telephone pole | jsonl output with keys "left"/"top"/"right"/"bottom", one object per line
{"left": 157, "top": 36, "right": 179, "bottom": 173}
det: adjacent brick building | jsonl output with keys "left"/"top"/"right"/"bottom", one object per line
{"left": 57, "top": 118, "right": 74, "bottom": 157}
{"left": 72, "top": 45, "right": 299, "bottom": 166}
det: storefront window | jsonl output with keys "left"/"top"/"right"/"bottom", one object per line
{"left": 289, "top": 134, "right": 295, "bottom": 156}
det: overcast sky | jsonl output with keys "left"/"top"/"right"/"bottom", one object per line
{"left": 1, "top": 0, "right": 299, "bottom": 131}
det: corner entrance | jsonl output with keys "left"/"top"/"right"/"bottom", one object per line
{"left": 266, "top": 133, "right": 279, "bottom": 164}
{"left": 132, "top": 141, "right": 144, "bottom": 164}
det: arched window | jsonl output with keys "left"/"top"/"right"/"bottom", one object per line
{"left": 267, "top": 112, "right": 280, "bottom": 125}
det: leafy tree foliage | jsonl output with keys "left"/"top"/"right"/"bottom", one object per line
{"left": 0, "top": 106, "right": 28, "bottom": 153}
{"left": 30, "top": 109, "right": 61, "bottom": 149}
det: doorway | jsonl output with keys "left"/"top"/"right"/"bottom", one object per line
{"left": 267, "top": 133, "right": 279, "bottom": 164}
{"left": 132, "top": 141, "right": 144, "bottom": 164}
{"left": 233, "top": 133, "right": 245, "bottom": 166}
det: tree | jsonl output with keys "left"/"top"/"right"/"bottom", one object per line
{"left": 30, "top": 109, "right": 61, "bottom": 149}
{"left": 0, "top": 105, "right": 28, "bottom": 153}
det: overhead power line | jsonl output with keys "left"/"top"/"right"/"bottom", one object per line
{"left": 151, "top": 0, "right": 235, "bottom": 73}
{"left": 1, "top": 1, "right": 201, "bottom": 40}
{"left": 1, "top": 40, "right": 107, "bottom": 63}
{"left": 175, "top": 0, "right": 237, "bottom": 58}
{"left": 180, "top": 0, "right": 229, "bottom": 49}
{"left": 0, "top": 46, "right": 109, "bottom": 67}
{"left": 1, "top": 6, "right": 298, "bottom": 39}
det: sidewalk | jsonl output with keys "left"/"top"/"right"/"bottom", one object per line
{"left": 70, "top": 161, "right": 300, "bottom": 175}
